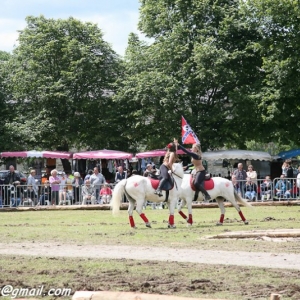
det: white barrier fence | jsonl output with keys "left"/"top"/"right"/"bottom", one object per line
{"left": 0, "top": 177, "right": 299, "bottom": 208}
{"left": 0, "top": 183, "right": 117, "bottom": 208}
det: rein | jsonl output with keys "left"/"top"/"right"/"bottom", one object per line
{"left": 172, "top": 170, "right": 183, "bottom": 179}
{"left": 171, "top": 167, "right": 183, "bottom": 191}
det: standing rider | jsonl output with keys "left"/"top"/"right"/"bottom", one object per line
{"left": 174, "top": 139, "right": 211, "bottom": 202}
{"left": 154, "top": 141, "right": 179, "bottom": 196}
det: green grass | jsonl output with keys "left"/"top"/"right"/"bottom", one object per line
{"left": 0, "top": 206, "right": 300, "bottom": 253}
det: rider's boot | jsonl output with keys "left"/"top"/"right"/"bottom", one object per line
{"left": 193, "top": 190, "right": 199, "bottom": 202}
{"left": 199, "top": 185, "right": 211, "bottom": 201}
{"left": 154, "top": 178, "right": 167, "bottom": 197}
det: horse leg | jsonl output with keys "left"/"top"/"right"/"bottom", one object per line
{"left": 238, "top": 210, "right": 248, "bottom": 224}
{"left": 230, "top": 198, "right": 249, "bottom": 225}
{"left": 178, "top": 199, "right": 188, "bottom": 220}
{"left": 128, "top": 199, "right": 136, "bottom": 228}
{"left": 135, "top": 200, "right": 151, "bottom": 228}
{"left": 178, "top": 198, "right": 193, "bottom": 225}
{"left": 187, "top": 199, "right": 193, "bottom": 225}
{"left": 216, "top": 199, "right": 225, "bottom": 226}
{"left": 168, "top": 199, "right": 176, "bottom": 229}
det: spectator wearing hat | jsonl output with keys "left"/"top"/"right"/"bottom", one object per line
{"left": 90, "top": 167, "right": 106, "bottom": 203}
{"left": 49, "top": 169, "right": 61, "bottom": 205}
{"left": 84, "top": 169, "right": 93, "bottom": 183}
{"left": 143, "top": 164, "right": 158, "bottom": 179}
{"left": 72, "top": 172, "right": 83, "bottom": 204}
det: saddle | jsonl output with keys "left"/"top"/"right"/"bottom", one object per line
{"left": 149, "top": 177, "right": 174, "bottom": 191}
{"left": 190, "top": 175, "right": 214, "bottom": 191}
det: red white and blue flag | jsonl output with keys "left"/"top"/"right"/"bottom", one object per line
{"left": 181, "top": 116, "right": 200, "bottom": 145}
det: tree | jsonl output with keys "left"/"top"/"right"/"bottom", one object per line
{"left": 116, "top": 0, "right": 264, "bottom": 151}
{"left": 241, "top": 0, "right": 300, "bottom": 146}
{"left": 0, "top": 50, "right": 17, "bottom": 151}
{"left": 6, "top": 15, "right": 122, "bottom": 151}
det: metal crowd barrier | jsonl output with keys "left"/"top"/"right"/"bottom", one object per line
{"left": 0, "top": 177, "right": 299, "bottom": 208}
{"left": 231, "top": 177, "right": 299, "bottom": 202}
{"left": 0, "top": 183, "right": 117, "bottom": 208}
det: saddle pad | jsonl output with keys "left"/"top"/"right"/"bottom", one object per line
{"left": 149, "top": 177, "right": 174, "bottom": 191}
{"left": 149, "top": 178, "right": 160, "bottom": 190}
{"left": 190, "top": 175, "right": 214, "bottom": 191}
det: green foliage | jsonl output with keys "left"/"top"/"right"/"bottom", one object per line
{"left": 241, "top": 0, "right": 300, "bottom": 146}
{"left": 0, "top": 0, "right": 300, "bottom": 153}
{"left": 0, "top": 51, "right": 17, "bottom": 151}
{"left": 5, "top": 15, "right": 122, "bottom": 151}
{"left": 115, "top": 0, "right": 265, "bottom": 151}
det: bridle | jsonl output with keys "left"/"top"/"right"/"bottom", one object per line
{"left": 172, "top": 170, "right": 183, "bottom": 179}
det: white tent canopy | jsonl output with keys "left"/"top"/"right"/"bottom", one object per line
{"left": 202, "top": 150, "right": 272, "bottom": 161}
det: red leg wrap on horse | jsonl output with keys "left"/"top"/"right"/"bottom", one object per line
{"left": 220, "top": 214, "right": 225, "bottom": 223}
{"left": 129, "top": 216, "right": 135, "bottom": 227}
{"left": 169, "top": 214, "right": 174, "bottom": 225}
{"left": 188, "top": 214, "right": 193, "bottom": 224}
{"left": 179, "top": 211, "right": 187, "bottom": 219}
{"left": 140, "top": 213, "right": 149, "bottom": 223}
{"left": 239, "top": 210, "right": 246, "bottom": 221}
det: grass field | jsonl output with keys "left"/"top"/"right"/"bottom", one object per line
{"left": 0, "top": 206, "right": 300, "bottom": 299}
{"left": 1, "top": 205, "right": 300, "bottom": 252}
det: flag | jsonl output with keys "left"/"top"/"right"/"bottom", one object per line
{"left": 181, "top": 116, "right": 200, "bottom": 145}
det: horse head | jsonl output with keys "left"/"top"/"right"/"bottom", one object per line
{"left": 172, "top": 162, "right": 184, "bottom": 179}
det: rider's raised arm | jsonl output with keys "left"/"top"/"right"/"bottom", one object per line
{"left": 177, "top": 144, "right": 200, "bottom": 160}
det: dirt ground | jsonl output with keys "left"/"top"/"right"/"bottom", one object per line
{"left": 1, "top": 230, "right": 300, "bottom": 299}
{"left": 1, "top": 240, "right": 300, "bottom": 270}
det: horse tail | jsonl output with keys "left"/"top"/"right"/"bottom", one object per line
{"left": 110, "top": 180, "right": 127, "bottom": 215}
{"left": 234, "top": 190, "right": 252, "bottom": 207}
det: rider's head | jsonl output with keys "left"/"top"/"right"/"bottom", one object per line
{"left": 166, "top": 142, "right": 176, "bottom": 152}
{"left": 192, "top": 143, "right": 201, "bottom": 154}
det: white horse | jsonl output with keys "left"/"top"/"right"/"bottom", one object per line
{"left": 110, "top": 163, "right": 184, "bottom": 228}
{"left": 178, "top": 174, "right": 252, "bottom": 225}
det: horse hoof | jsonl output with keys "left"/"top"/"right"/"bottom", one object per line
{"left": 146, "top": 223, "right": 152, "bottom": 228}
{"left": 187, "top": 223, "right": 192, "bottom": 227}
{"left": 168, "top": 224, "right": 176, "bottom": 229}
{"left": 244, "top": 221, "right": 249, "bottom": 225}
{"left": 216, "top": 222, "right": 223, "bottom": 226}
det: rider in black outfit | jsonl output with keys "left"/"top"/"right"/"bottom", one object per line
{"left": 175, "top": 140, "right": 211, "bottom": 201}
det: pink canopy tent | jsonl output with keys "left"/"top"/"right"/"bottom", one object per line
{"left": 135, "top": 149, "right": 187, "bottom": 158}
{"left": 73, "top": 149, "right": 133, "bottom": 160}
{"left": 1, "top": 150, "right": 73, "bottom": 159}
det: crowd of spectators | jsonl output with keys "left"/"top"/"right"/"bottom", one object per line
{"left": 0, "top": 164, "right": 128, "bottom": 208}
{"left": 1, "top": 157, "right": 300, "bottom": 207}
{"left": 230, "top": 159, "right": 299, "bottom": 202}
